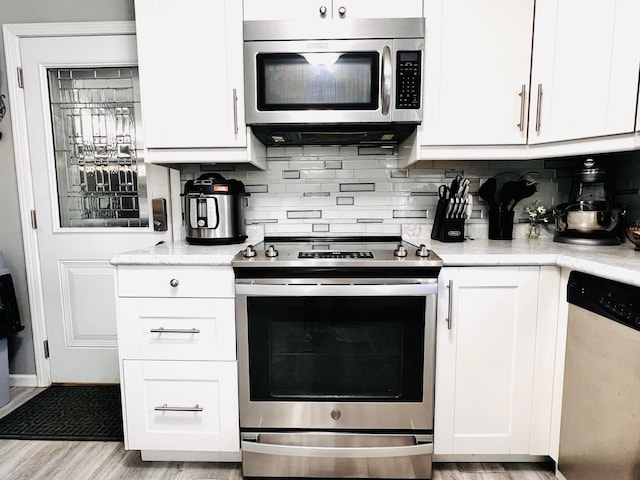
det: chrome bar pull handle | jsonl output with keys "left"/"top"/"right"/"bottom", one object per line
{"left": 154, "top": 404, "right": 203, "bottom": 412}
{"left": 446, "top": 279, "right": 453, "bottom": 330}
{"left": 517, "top": 84, "right": 526, "bottom": 131}
{"left": 381, "top": 46, "right": 392, "bottom": 116}
{"left": 150, "top": 327, "right": 201, "bottom": 334}
{"left": 535, "top": 83, "right": 543, "bottom": 133}
{"left": 233, "top": 88, "right": 239, "bottom": 135}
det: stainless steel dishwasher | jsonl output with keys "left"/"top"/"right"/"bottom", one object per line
{"left": 558, "top": 271, "right": 640, "bottom": 480}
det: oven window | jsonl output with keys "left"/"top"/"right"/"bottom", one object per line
{"left": 247, "top": 296, "right": 425, "bottom": 401}
{"left": 256, "top": 52, "right": 379, "bottom": 110}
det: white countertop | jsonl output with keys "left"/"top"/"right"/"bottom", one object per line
{"left": 110, "top": 225, "right": 640, "bottom": 288}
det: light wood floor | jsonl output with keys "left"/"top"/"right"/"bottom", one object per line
{"left": 0, "top": 388, "right": 557, "bottom": 480}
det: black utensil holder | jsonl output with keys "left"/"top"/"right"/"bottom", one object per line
{"left": 431, "top": 199, "right": 465, "bottom": 242}
{"left": 489, "top": 210, "right": 514, "bottom": 240}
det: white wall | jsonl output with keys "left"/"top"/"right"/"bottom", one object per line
{"left": 0, "top": 0, "right": 135, "bottom": 375}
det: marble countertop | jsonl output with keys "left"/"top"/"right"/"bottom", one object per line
{"left": 111, "top": 225, "right": 640, "bottom": 288}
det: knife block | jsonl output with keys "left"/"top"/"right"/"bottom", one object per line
{"left": 431, "top": 199, "right": 465, "bottom": 242}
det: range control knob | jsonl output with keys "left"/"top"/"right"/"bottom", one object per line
{"left": 243, "top": 245, "right": 257, "bottom": 258}
{"left": 393, "top": 245, "right": 407, "bottom": 257}
{"left": 265, "top": 245, "right": 279, "bottom": 258}
{"left": 416, "top": 244, "right": 430, "bottom": 258}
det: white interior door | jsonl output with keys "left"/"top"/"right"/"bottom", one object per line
{"left": 20, "top": 34, "right": 174, "bottom": 383}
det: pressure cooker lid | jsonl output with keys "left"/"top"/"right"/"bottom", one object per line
{"left": 184, "top": 173, "right": 247, "bottom": 195}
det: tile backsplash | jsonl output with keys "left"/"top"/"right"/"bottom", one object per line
{"left": 179, "top": 146, "right": 640, "bottom": 239}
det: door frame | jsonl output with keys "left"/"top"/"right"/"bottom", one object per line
{"left": 3, "top": 22, "right": 136, "bottom": 387}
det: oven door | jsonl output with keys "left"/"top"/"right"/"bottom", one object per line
{"left": 235, "top": 279, "right": 437, "bottom": 431}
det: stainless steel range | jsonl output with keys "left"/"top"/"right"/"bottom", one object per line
{"left": 232, "top": 236, "right": 442, "bottom": 479}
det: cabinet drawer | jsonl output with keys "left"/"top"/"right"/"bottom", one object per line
{"left": 122, "top": 360, "right": 239, "bottom": 453}
{"left": 117, "top": 298, "right": 236, "bottom": 361}
{"left": 117, "top": 266, "right": 234, "bottom": 298}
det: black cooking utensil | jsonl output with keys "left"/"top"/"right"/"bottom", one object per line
{"left": 498, "top": 181, "right": 518, "bottom": 212}
{"left": 508, "top": 181, "right": 537, "bottom": 211}
{"left": 478, "top": 177, "right": 498, "bottom": 211}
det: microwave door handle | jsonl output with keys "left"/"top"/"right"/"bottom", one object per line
{"left": 381, "top": 45, "right": 392, "bottom": 116}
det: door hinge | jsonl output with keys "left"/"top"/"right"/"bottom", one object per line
{"left": 43, "top": 340, "right": 50, "bottom": 359}
{"left": 17, "top": 67, "right": 24, "bottom": 89}
{"left": 30, "top": 210, "right": 37, "bottom": 229}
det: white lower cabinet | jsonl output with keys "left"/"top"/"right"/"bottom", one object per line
{"left": 115, "top": 265, "right": 240, "bottom": 461}
{"left": 122, "top": 360, "right": 239, "bottom": 452}
{"left": 434, "top": 266, "right": 560, "bottom": 456}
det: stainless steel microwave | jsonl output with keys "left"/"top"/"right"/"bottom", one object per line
{"left": 243, "top": 18, "right": 425, "bottom": 145}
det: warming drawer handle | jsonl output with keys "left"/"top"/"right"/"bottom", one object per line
{"left": 150, "top": 327, "right": 201, "bottom": 334}
{"left": 241, "top": 438, "right": 433, "bottom": 458}
{"left": 154, "top": 404, "right": 203, "bottom": 412}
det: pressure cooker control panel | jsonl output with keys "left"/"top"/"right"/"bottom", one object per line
{"left": 189, "top": 197, "right": 219, "bottom": 229}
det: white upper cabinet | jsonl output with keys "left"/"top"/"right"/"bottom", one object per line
{"left": 243, "top": 0, "right": 423, "bottom": 21}
{"left": 421, "top": 0, "right": 534, "bottom": 146}
{"left": 528, "top": 0, "right": 640, "bottom": 144}
{"left": 135, "top": 0, "right": 265, "bottom": 167}
{"left": 411, "top": 0, "right": 640, "bottom": 162}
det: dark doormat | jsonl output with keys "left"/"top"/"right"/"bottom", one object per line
{"left": 0, "top": 384, "right": 123, "bottom": 441}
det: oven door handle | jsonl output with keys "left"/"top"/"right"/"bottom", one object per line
{"left": 241, "top": 438, "right": 433, "bottom": 458}
{"left": 235, "top": 282, "right": 437, "bottom": 296}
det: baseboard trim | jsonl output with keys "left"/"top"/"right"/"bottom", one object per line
{"left": 433, "top": 454, "right": 552, "bottom": 463}
{"left": 10, "top": 374, "right": 38, "bottom": 387}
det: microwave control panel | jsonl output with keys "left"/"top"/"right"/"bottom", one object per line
{"left": 396, "top": 51, "right": 422, "bottom": 109}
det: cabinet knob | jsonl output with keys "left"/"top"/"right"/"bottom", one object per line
{"left": 319, "top": 5, "right": 328, "bottom": 17}
{"left": 337, "top": 6, "right": 346, "bottom": 17}
{"left": 169, "top": 278, "right": 179, "bottom": 287}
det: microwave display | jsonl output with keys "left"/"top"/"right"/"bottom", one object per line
{"left": 256, "top": 52, "right": 379, "bottom": 110}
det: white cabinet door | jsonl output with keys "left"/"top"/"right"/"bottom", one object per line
{"left": 420, "top": 0, "right": 534, "bottom": 146}
{"left": 243, "top": 0, "right": 328, "bottom": 20}
{"left": 135, "top": 0, "right": 246, "bottom": 150}
{"left": 529, "top": 0, "right": 640, "bottom": 144}
{"left": 243, "top": 0, "right": 423, "bottom": 20}
{"left": 337, "top": 0, "right": 423, "bottom": 19}
{"left": 123, "top": 360, "right": 240, "bottom": 452}
{"left": 434, "top": 267, "right": 540, "bottom": 455}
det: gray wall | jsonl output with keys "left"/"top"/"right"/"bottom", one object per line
{"left": 0, "top": 0, "right": 135, "bottom": 375}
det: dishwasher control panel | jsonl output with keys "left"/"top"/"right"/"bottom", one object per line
{"left": 569, "top": 271, "right": 640, "bottom": 330}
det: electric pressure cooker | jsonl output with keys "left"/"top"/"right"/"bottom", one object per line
{"left": 183, "top": 173, "right": 249, "bottom": 245}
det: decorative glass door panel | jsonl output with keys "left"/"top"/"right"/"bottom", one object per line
{"left": 47, "top": 67, "right": 149, "bottom": 228}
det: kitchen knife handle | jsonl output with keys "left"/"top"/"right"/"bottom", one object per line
{"left": 535, "top": 84, "right": 543, "bottom": 133}
{"left": 381, "top": 46, "right": 392, "bottom": 116}
{"left": 517, "top": 84, "right": 526, "bottom": 131}
{"left": 446, "top": 279, "right": 453, "bottom": 330}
